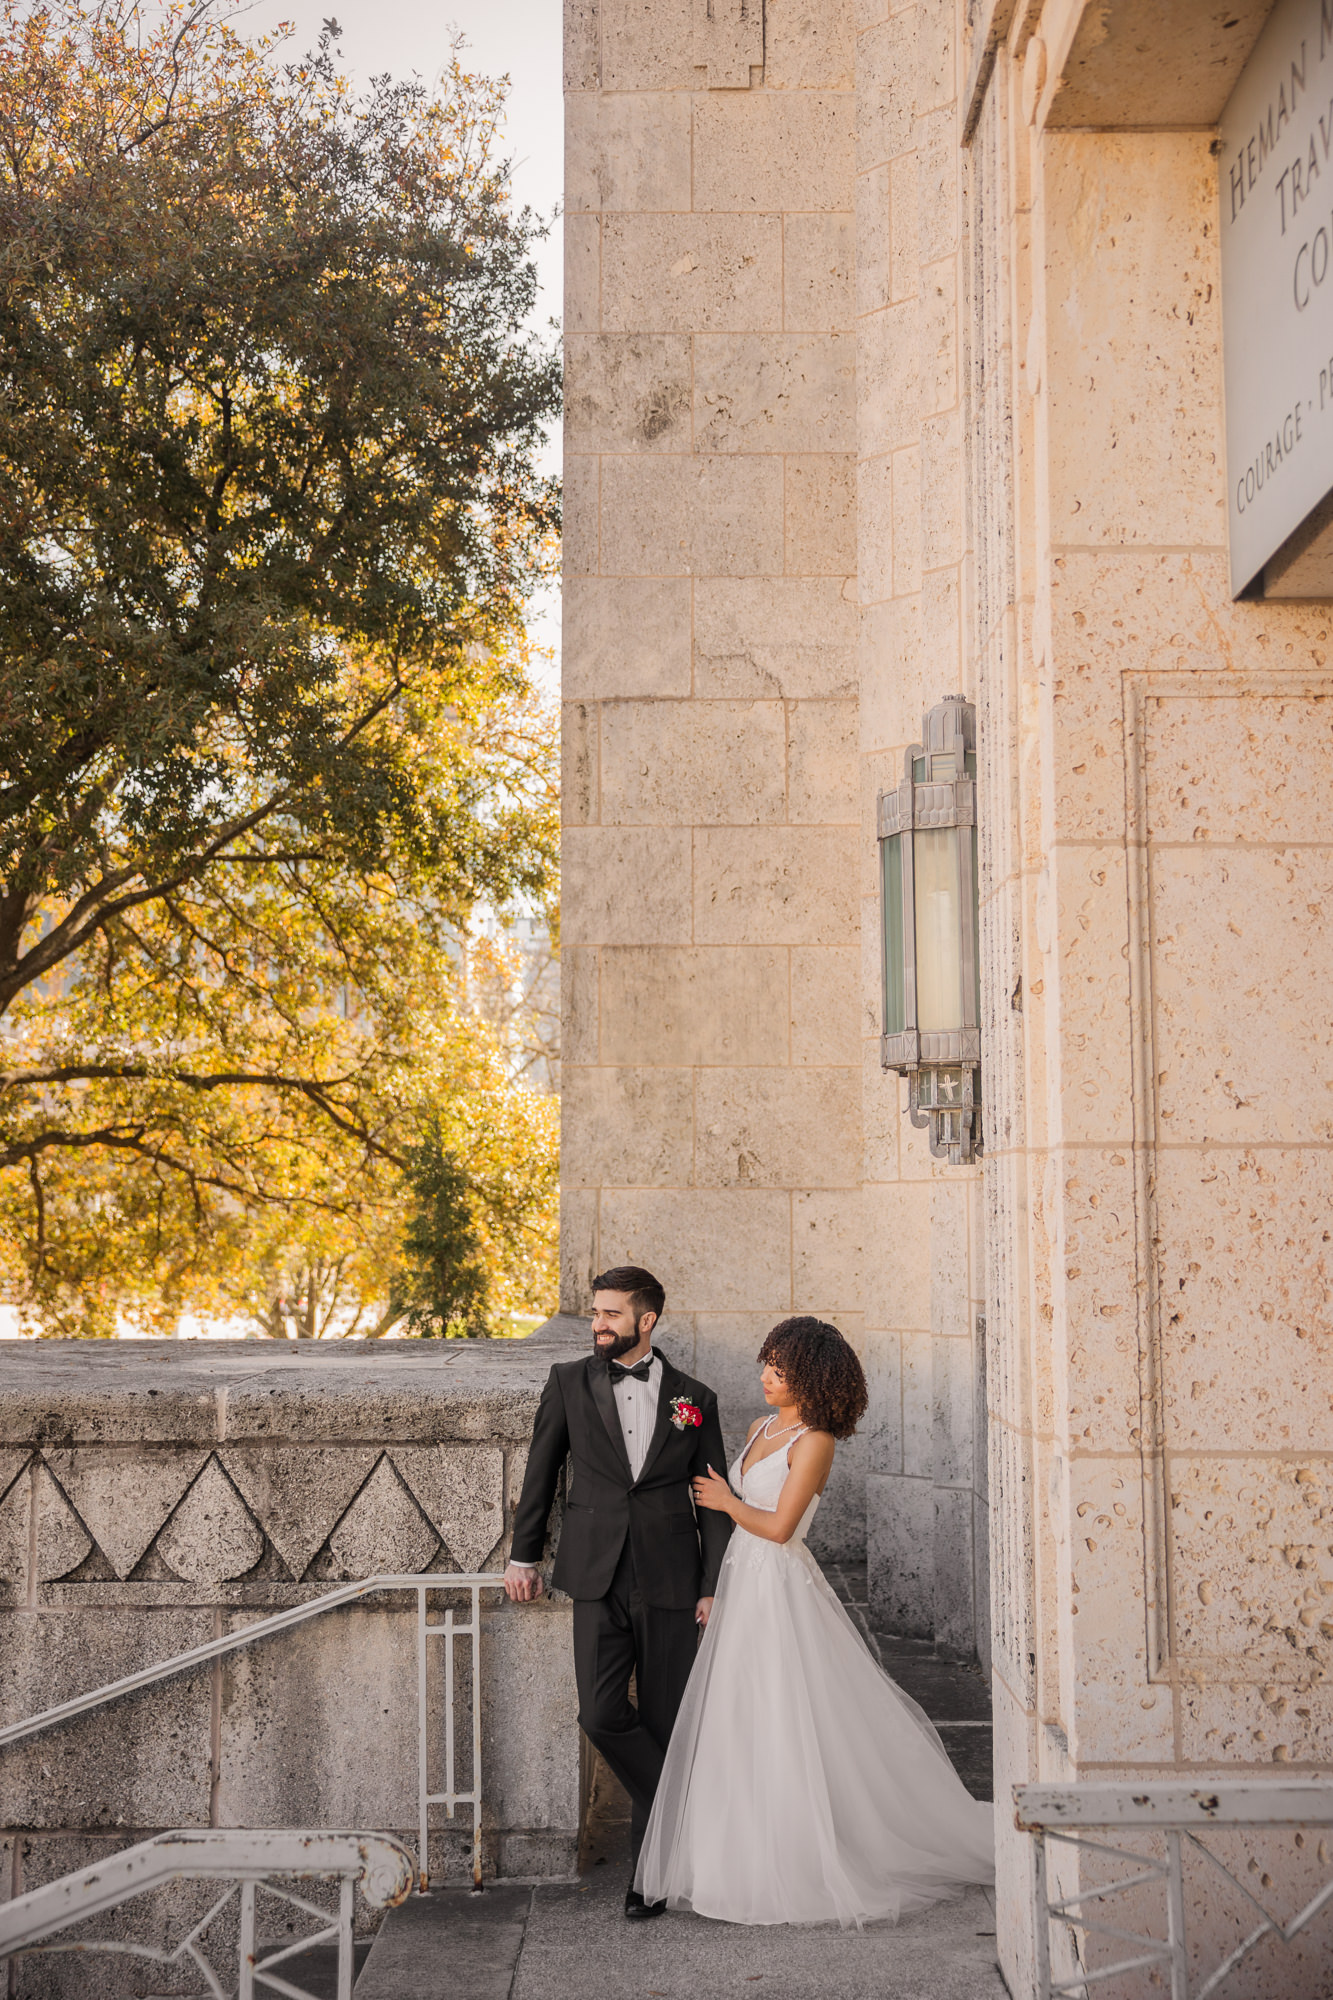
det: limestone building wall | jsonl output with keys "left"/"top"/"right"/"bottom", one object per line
{"left": 964, "top": 4, "right": 1333, "bottom": 1991}
{"left": 564, "top": 0, "right": 1333, "bottom": 1991}
{"left": 560, "top": 0, "right": 868, "bottom": 1551}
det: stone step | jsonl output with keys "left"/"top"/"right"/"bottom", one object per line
{"left": 349, "top": 1874, "right": 1004, "bottom": 2000}
{"left": 354, "top": 1884, "right": 532, "bottom": 1999}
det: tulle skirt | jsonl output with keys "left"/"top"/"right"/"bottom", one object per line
{"left": 634, "top": 1527, "right": 996, "bottom": 1927}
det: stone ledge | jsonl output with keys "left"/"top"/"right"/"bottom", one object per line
{"left": 0, "top": 1323, "right": 588, "bottom": 1594}
{"left": 0, "top": 1319, "right": 586, "bottom": 1446}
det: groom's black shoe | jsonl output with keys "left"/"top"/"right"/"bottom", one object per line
{"left": 624, "top": 1884, "right": 665, "bottom": 1921}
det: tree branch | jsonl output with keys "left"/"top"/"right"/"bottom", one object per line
{"left": 0, "top": 1124, "right": 383, "bottom": 1208}
{"left": 0, "top": 672, "right": 409, "bottom": 1013}
{"left": 0, "top": 1066, "right": 408, "bottom": 1170}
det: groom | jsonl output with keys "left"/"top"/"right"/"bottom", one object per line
{"left": 503, "top": 1265, "right": 731, "bottom": 1918}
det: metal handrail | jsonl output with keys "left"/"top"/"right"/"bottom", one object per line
{"left": 1015, "top": 1781, "right": 1333, "bottom": 2000}
{"left": 0, "top": 1827, "right": 415, "bottom": 2000}
{"left": 0, "top": 1572, "right": 506, "bottom": 1889}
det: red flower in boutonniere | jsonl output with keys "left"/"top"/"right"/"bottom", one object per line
{"left": 670, "top": 1396, "right": 702, "bottom": 1430}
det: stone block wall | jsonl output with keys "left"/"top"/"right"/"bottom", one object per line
{"left": 855, "top": 0, "right": 990, "bottom": 1663}
{"left": 561, "top": 0, "right": 868, "bottom": 1558}
{"left": 0, "top": 1335, "right": 581, "bottom": 1993}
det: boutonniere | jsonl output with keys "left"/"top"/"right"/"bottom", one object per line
{"left": 670, "top": 1396, "right": 703, "bottom": 1430}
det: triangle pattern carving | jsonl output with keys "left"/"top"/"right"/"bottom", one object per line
{"left": 220, "top": 1446, "right": 380, "bottom": 1579}
{"left": 43, "top": 1448, "right": 207, "bottom": 1580}
{"left": 390, "top": 1446, "right": 504, "bottom": 1572}
{"left": 0, "top": 1463, "right": 93, "bottom": 1584}
{"left": 158, "top": 1457, "right": 264, "bottom": 1584}
{"left": 327, "top": 1457, "right": 438, "bottom": 1578}
{"left": 0, "top": 1449, "right": 30, "bottom": 1506}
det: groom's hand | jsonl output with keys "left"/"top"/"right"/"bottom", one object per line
{"left": 695, "top": 1596, "right": 714, "bottom": 1629}
{"left": 503, "top": 1561, "right": 544, "bottom": 1602}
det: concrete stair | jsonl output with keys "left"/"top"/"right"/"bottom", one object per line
{"left": 354, "top": 1883, "right": 532, "bottom": 1998}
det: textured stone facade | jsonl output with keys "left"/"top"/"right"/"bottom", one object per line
{"left": 0, "top": 1332, "right": 581, "bottom": 1992}
{"left": 560, "top": 0, "right": 988, "bottom": 1618}
{"left": 561, "top": 0, "right": 868, "bottom": 1563}
{"left": 564, "top": 0, "right": 1333, "bottom": 1991}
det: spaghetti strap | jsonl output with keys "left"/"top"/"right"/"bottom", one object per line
{"left": 784, "top": 1425, "right": 810, "bottom": 1463}
{"left": 738, "top": 1422, "right": 768, "bottom": 1477}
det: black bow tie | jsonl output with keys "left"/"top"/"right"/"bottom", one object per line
{"left": 608, "top": 1358, "right": 654, "bottom": 1384}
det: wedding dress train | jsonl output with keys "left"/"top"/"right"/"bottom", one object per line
{"left": 634, "top": 1435, "right": 996, "bottom": 1927}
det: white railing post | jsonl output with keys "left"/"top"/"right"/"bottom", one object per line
{"left": 445, "top": 1605, "right": 456, "bottom": 1807}
{"left": 1165, "top": 1828, "right": 1189, "bottom": 2000}
{"left": 237, "top": 1876, "right": 256, "bottom": 2000}
{"left": 471, "top": 1583, "right": 483, "bottom": 1892}
{"left": 1031, "top": 1828, "right": 1052, "bottom": 2000}
{"left": 416, "top": 1583, "right": 430, "bottom": 1893}
{"left": 337, "top": 1872, "right": 355, "bottom": 2000}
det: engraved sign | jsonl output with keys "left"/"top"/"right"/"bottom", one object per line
{"left": 1221, "top": 0, "right": 1333, "bottom": 595}
{"left": 693, "top": 0, "right": 763, "bottom": 89}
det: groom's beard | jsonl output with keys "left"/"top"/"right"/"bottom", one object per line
{"left": 594, "top": 1327, "right": 645, "bottom": 1363}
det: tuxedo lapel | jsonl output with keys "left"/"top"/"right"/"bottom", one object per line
{"left": 635, "top": 1355, "right": 685, "bottom": 1487}
{"left": 587, "top": 1356, "right": 633, "bottom": 1482}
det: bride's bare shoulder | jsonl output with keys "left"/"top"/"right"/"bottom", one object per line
{"left": 789, "top": 1426, "right": 837, "bottom": 1492}
{"left": 744, "top": 1415, "right": 768, "bottom": 1441}
{"left": 788, "top": 1432, "right": 832, "bottom": 1480}
{"left": 791, "top": 1427, "right": 837, "bottom": 1464}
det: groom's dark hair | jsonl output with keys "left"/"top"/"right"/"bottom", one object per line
{"left": 592, "top": 1264, "right": 665, "bottom": 1328}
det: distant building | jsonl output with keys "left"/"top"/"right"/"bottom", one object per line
{"left": 471, "top": 904, "right": 560, "bottom": 1094}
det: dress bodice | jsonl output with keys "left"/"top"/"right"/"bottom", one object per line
{"left": 728, "top": 1433, "right": 821, "bottom": 1547}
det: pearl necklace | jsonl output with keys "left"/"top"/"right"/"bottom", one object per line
{"left": 761, "top": 1412, "right": 805, "bottom": 1440}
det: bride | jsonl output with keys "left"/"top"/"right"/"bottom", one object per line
{"left": 634, "top": 1315, "right": 995, "bottom": 1927}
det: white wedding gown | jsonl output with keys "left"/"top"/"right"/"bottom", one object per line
{"left": 634, "top": 1434, "right": 996, "bottom": 1927}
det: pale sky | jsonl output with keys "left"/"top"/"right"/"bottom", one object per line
{"left": 239, "top": 0, "right": 565, "bottom": 660}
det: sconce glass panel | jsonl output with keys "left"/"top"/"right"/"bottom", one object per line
{"left": 880, "top": 833, "right": 906, "bottom": 1036}
{"left": 913, "top": 826, "right": 962, "bottom": 1032}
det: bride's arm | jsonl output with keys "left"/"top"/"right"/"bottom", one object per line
{"left": 692, "top": 1431, "right": 835, "bottom": 1544}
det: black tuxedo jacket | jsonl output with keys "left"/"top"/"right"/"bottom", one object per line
{"left": 510, "top": 1352, "right": 732, "bottom": 1609}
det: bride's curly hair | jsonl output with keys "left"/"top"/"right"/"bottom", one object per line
{"left": 757, "top": 1317, "right": 868, "bottom": 1440}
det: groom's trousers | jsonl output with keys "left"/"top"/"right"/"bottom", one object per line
{"left": 572, "top": 1539, "right": 699, "bottom": 1864}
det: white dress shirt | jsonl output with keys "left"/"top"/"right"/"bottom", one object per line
{"left": 506, "top": 1350, "right": 663, "bottom": 1573}
{"left": 610, "top": 1348, "right": 662, "bottom": 1482}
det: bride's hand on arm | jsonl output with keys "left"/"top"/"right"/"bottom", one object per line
{"left": 692, "top": 1464, "right": 738, "bottom": 1516}
{"left": 706, "top": 1431, "right": 835, "bottom": 1545}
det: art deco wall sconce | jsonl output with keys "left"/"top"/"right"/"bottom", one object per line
{"left": 877, "top": 696, "right": 982, "bottom": 1165}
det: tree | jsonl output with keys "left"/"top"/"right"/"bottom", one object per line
{"left": 395, "top": 1124, "right": 492, "bottom": 1338}
{"left": 233, "top": 1015, "right": 559, "bottom": 1342}
{"left": 0, "top": 0, "right": 561, "bottom": 1333}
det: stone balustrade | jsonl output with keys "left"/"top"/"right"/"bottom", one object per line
{"left": 0, "top": 1321, "right": 584, "bottom": 1976}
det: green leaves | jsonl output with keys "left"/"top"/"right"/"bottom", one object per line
{"left": 0, "top": 0, "right": 558, "bottom": 949}
{"left": 0, "top": 2, "right": 560, "bottom": 1335}
{"left": 395, "top": 1123, "right": 494, "bottom": 1339}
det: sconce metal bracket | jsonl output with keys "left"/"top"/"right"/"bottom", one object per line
{"left": 907, "top": 1064, "right": 983, "bottom": 1166}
